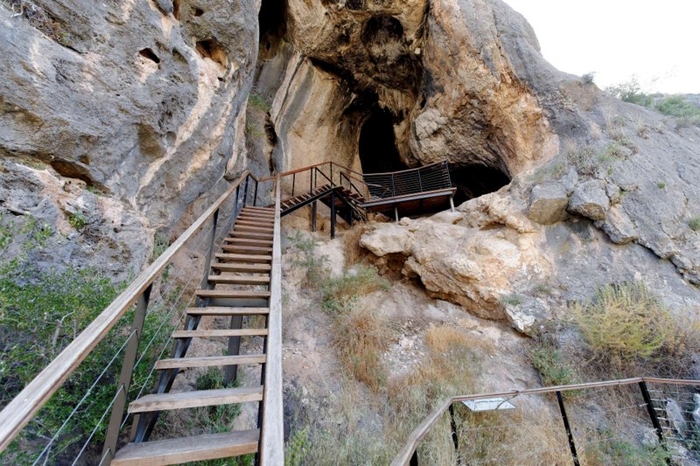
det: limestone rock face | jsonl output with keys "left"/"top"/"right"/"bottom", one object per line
{"left": 274, "top": 0, "right": 561, "bottom": 177}
{"left": 0, "top": 0, "right": 258, "bottom": 231}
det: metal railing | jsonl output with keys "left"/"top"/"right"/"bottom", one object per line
{"left": 0, "top": 171, "right": 277, "bottom": 463}
{"left": 393, "top": 377, "right": 700, "bottom": 465}
{"left": 363, "top": 161, "right": 452, "bottom": 200}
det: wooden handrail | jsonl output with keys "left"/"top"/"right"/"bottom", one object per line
{"left": 391, "top": 376, "right": 700, "bottom": 465}
{"left": 260, "top": 178, "right": 284, "bottom": 464}
{"left": 0, "top": 171, "right": 255, "bottom": 452}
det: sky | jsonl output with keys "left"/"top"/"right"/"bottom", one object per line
{"left": 502, "top": 0, "right": 700, "bottom": 94}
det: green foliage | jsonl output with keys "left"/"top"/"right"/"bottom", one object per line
{"left": 151, "top": 233, "right": 170, "bottom": 262}
{"left": 68, "top": 212, "right": 87, "bottom": 230}
{"left": 573, "top": 282, "right": 670, "bottom": 365}
{"left": 320, "top": 265, "right": 389, "bottom": 315}
{"left": 581, "top": 72, "right": 595, "bottom": 84}
{"left": 0, "top": 219, "right": 173, "bottom": 464}
{"left": 584, "top": 431, "right": 671, "bottom": 466}
{"left": 289, "top": 232, "right": 329, "bottom": 286}
{"left": 531, "top": 343, "right": 578, "bottom": 388}
{"left": 654, "top": 95, "right": 700, "bottom": 125}
{"left": 248, "top": 93, "right": 271, "bottom": 112}
{"left": 0, "top": 215, "right": 13, "bottom": 250}
{"left": 605, "top": 78, "right": 654, "bottom": 107}
{"left": 500, "top": 293, "right": 523, "bottom": 306}
{"left": 690, "top": 216, "right": 700, "bottom": 231}
{"left": 657, "top": 181, "right": 666, "bottom": 189}
{"left": 285, "top": 427, "right": 310, "bottom": 466}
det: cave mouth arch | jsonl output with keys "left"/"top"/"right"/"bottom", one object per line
{"left": 358, "top": 107, "right": 407, "bottom": 174}
{"left": 259, "top": 0, "right": 286, "bottom": 51}
{"left": 449, "top": 163, "right": 511, "bottom": 205}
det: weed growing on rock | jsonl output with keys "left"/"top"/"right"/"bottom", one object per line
{"left": 2, "top": 0, "right": 72, "bottom": 46}
{"left": 689, "top": 216, "right": 700, "bottom": 232}
{"left": 289, "top": 232, "right": 328, "bottom": 286}
{"left": 500, "top": 293, "right": 523, "bottom": 307}
{"left": 68, "top": 212, "right": 87, "bottom": 230}
{"left": 321, "top": 264, "right": 389, "bottom": 314}
{"left": 248, "top": 93, "right": 271, "bottom": 112}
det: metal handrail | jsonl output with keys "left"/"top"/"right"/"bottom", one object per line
{"left": 0, "top": 170, "right": 264, "bottom": 453}
{"left": 391, "top": 376, "right": 700, "bottom": 465}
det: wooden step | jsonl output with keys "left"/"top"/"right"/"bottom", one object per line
{"left": 235, "top": 219, "right": 274, "bottom": 227}
{"left": 155, "top": 354, "right": 266, "bottom": 370}
{"left": 243, "top": 206, "right": 273, "bottom": 211}
{"left": 221, "top": 245, "right": 273, "bottom": 254}
{"left": 111, "top": 430, "right": 259, "bottom": 465}
{"left": 208, "top": 274, "right": 270, "bottom": 285}
{"left": 237, "top": 213, "right": 274, "bottom": 221}
{"left": 223, "top": 237, "right": 273, "bottom": 246}
{"left": 234, "top": 225, "right": 273, "bottom": 233}
{"left": 187, "top": 307, "right": 269, "bottom": 316}
{"left": 196, "top": 289, "right": 271, "bottom": 299}
{"left": 210, "top": 262, "right": 271, "bottom": 273}
{"left": 215, "top": 253, "right": 272, "bottom": 263}
{"left": 229, "top": 231, "right": 273, "bottom": 240}
{"left": 240, "top": 211, "right": 274, "bottom": 219}
{"left": 128, "top": 386, "right": 264, "bottom": 414}
{"left": 173, "top": 328, "right": 269, "bottom": 338}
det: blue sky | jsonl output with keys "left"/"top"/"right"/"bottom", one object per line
{"left": 503, "top": 0, "right": 700, "bottom": 94}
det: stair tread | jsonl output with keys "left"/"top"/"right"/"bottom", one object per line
{"left": 223, "top": 237, "right": 273, "bottom": 245}
{"left": 187, "top": 307, "right": 269, "bottom": 316}
{"left": 208, "top": 274, "right": 271, "bottom": 284}
{"left": 173, "top": 328, "right": 269, "bottom": 338}
{"left": 235, "top": 220, "right": 274, "bottom": 227}
{"left": 215, "top": 253, "right": 272, "bottom": 262}
{"left": 210, "top": 263, "right": 271, "bottom": 272}
{"left": 234, "top": 225, "right": 274, "bottom": 233}
{"left": 196, "top": 289, "right": 271, "bottom": 298}
{"left": 229, "top": 231, "right": 274, "bottom": 239}
{"left": 156, "top": 354, "right": 266, "bottom": 370}
{"left": 221, "top": 245, "right": 273, "bottom": 253}
{"left": 111, "top": 429, "right": 259, "bottom": 465}
{"left": 129, "top": 386, "right": 263, "bottom": 414}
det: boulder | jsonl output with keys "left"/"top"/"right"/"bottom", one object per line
{"left": 528, "top": 183, "right": 569, "bottom": 225}
{"left": 568, "top": 180, "right": 610, "bottom": 221}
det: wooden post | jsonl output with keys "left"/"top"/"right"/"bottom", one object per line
{"left": 102, "top": 285, "right": 152, "bottom": 462}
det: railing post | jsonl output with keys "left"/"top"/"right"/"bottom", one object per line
{"left": 556, "top": 391, "right": 579, "bottom": 466}
{"left": 101, "top": 284, "right": 153, "bottom": 463}
{"left": 243, "top": 175, "right": 250, "bottom": 207}
{"left": 235, "top": 185, "right": 240, "bottom": 214}
{"left": 310, "top": 169, "right": 314, "bottom": 193}
{"left": 391, "top": 173, "right": 396, "bottom": 197}
{"left": 330, "top": 189, "right": 336, "bottom": 239}
{"left": 449, "top": 403, "right": 460, "bottom": 464}
{"left": 201, "top": 209, "right": 219, "bottom": 289}
{"left": 639, "top": 381, "right": 670, "bottom": 464}
{"left": 418, "top": 170, "right": 424, "bottom": 192}
{"left": 330, "top": 163, "right": 334, "bottom": 186}
{"left": 410, "top": 451, "right": 418, "bottom": 466}
{"left": 292, "top": 173, "right": 296, "bottom": 197}
{"left": 254, "top": 180, "right": 259, "bottom": 207}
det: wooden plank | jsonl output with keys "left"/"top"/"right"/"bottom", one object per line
{"left": 0, "top": 171, "right": 253, "bottom": 451}
{"left": 215, "top": 253, "right": 272, "bottom": 263}
{"left": 223, "top": 237, "right": 273, "bottom": 246}
{"left": 208, "top": 274, "right": 270, "bottom": 284}
{"left": 234, "top": 225, "right": 274, "bottom": 233}
{"left": 172, "top": 328, "right": 269, "bottom": 338}
{"left": 229, "top": 231, "right": 274, "bottom": 240}
{"left": 187, "top": 307, "right": 269, "bottom": 316}
{"left": 208, "top": 274, "right": 270, "bottom": 285}
{"left": 155, "top": 354, "right": 266, "bottom": 370}
{"left": 243, "top": 206, "right": 274, "bottom": 212}
{"left": 237, "top": 213, "right": 275, "bottom": 220}
{"left": 260, "top": 178, "right": 285, "bottom": 465}
{"left": 111, "top": 430, "right": 259, "bottom": 465}
{"left": 196, "top": 290, "right": 271, "bottom": 299}
{"left": 221, "top": 245, "right": 273, "bottom": 254}
{"left": 210, "top": 263, "right": 271, "bottom": 273}
{"left": 236, "top": 220, "right": 274, "bottom": 227}
{"left": 128, "top": 387, "right": 263, "bottom": 413}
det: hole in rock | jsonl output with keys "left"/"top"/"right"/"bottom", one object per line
{"left": 449, "top": 163, "right": 511, "bottom": 205}
{"left": 361, "top": 15, "right": 404, "bottom": 46}
{"left": 358, "top": 108, "right": 407, "bottom": 174}
{"left": 346, "top": 0, "right": 363, "bottom": 10}
{"left": 259, "top": 0, "right": 286, "bottom": 41}
{"left": 196, "top": 38, "right": 228, "bottom": 68}
{"left": 139, "top": 48, "right": 160, "bottom": 64}
{"left": 192, "top": 7, "right": 204, "bottom": 16}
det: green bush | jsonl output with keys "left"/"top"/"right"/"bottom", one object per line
{"left": 690, "top": 217, "right": 700, "bottom": 231}
{"left": 321, "top": 265, "right": 389, "bottom": 314}
{"left": 531, "top": 343, "right": 578, "bottom": 388}
{"left": 654, "top": 95, "right": 700, "bottom": 125}
{"left": 606, "top": 79, "right": 653, "bottom": 107}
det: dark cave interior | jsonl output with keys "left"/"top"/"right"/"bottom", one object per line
{"left": 358, "top": 108, "right": 407, "bottom": 174}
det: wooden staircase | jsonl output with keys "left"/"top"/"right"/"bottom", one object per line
{"left": 112, "top": 206, "right": 277, "bottom": 465}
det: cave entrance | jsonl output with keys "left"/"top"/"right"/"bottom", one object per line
{"left": 449, "top": 163, "right": 511, "bottom": 205}
{"left": 259, "top": 0, "right": 286, "bottom": 52}
{"left": 358, "top": 108, "right": 407, "bottom": 174}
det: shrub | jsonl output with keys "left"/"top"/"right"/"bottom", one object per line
{"left": 289, "top": 232, "right": 328, "bottom": 286}
{"left": 321, "top": 265, "right": 389, "bottom": 314}
{"left": 68, "top": 212, "right": 87, "bottom": 230}
{"left": 531, "top": 343, "right": 578, "bottom": 388}
{"left": 654, "top": 95, "right": 700, "bottom": 126}
{"left": 248, "top": 93, "right": 271, "bottom": 112}
{"left": 605, "top": 79, "right": 653, "bottom": 107}
{"left": 572, "top": 282, "right": 700, "bottom": 376}
{"left": 689, "top": 216, "right": 700, "bottom": 231}
{"left": 581, "top": 72, "right": 595, "bottom": 84}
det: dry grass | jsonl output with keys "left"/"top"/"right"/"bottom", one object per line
{"left": 424, "top": 324, "right": 471, "bottom": 353}
{"left": 333, "top": 306, "right": 391, "bottom": 392}
{"left": 341, "top": 224, "right": 367, "bottom": 267}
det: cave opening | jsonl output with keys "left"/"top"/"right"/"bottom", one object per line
{"left": 259, "top": 0, "right": 286, "bottom": 51}
{"left": 449, "top": 163, "right": 511, "bottom": 205}
{"left": 358, "top": 108, "right": 407, "bottom": 174}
